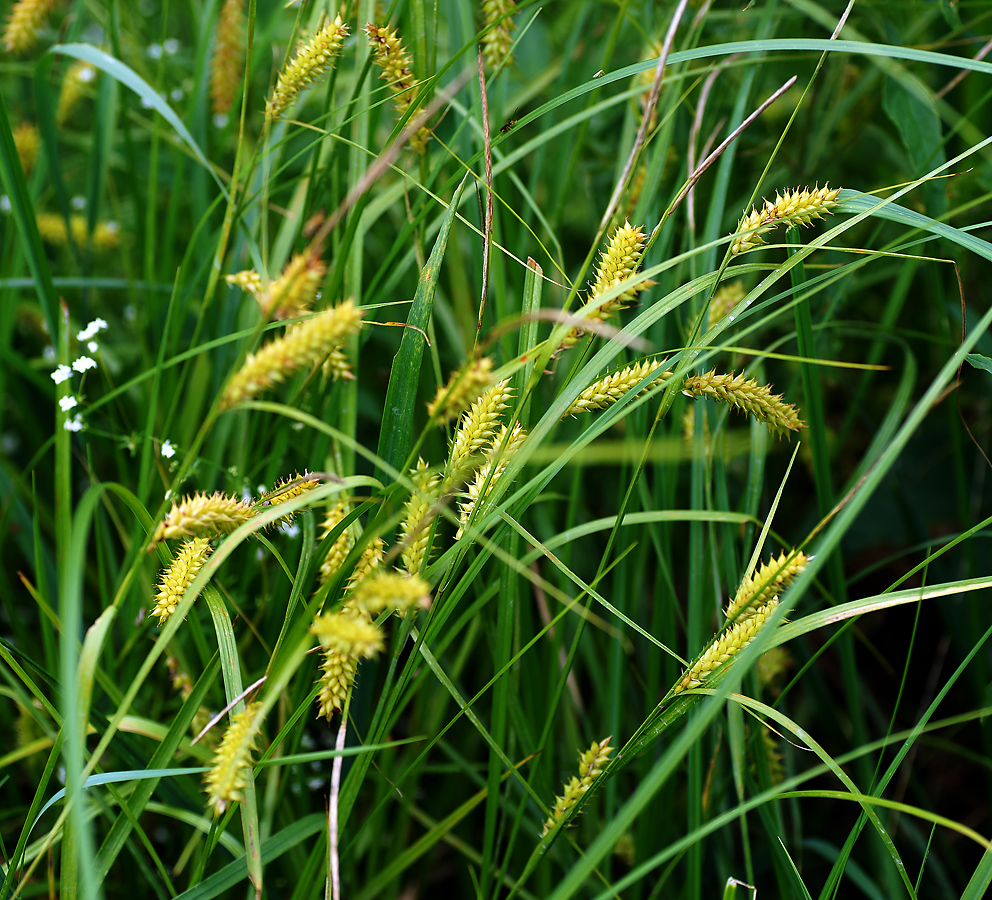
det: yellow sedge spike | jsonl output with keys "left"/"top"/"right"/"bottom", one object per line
{"left": 210, "top": 0, "right": 245, "bottom": 115}
{"left": 350, "top": 570, "right": 431, "bottom": 617}
{"left": 152, "top": 537, "right": 213, "bottom": 622}
{"left": 315, "top": 645, "right": 358, "bottom": 721}
{"left": 260, "top": 251, "right": 327, "bottom": 320}
{"left": 480, "top": 0, "right": 516, "bottom": 70}
{"left": 365, "top": 23, "right": 431, "bottom": 153}
{"left": 725, "top": 549, "right": 808, "bottom": 623}
{"left": 3, "top": 0, "right": 58, "bottom": 55}
{"left": 541, "top": 736, "right": 613, "bottom": 837}
{"left": 731, "top": 184, "right": 840, "bottom": 254}
{"left": 399, "top": 459, "right": 440, "bottom": 575}
{"left": 256, "top": 471, "right": 320, "bottom": 530}
{"left": 317, "top": 498, "right": 355, "bottom": 583}
{"left": 311, "top": 609, "right": 384, "bottom": 657}
{"left": 226, "top": 269, "right": 263, "bottom": 298}
{"left": 203, "top": 702, "right": 261, "bottom": 815}
{"left": 151, "top": 491, "right": 256, "bottom": 546}
{"left": 707, "top": 281, "right": 746, "bottom": 330}
{"left": 448, "top": 379, "right": 513, "bottom": 476}
{"left": 427, "top": 356, "right": 495, "bottom": 425}
{"left": 681, "top": 370, "right": 805, "bottom": 436}
{"left": 563, "top": 360, "right": 669, "bottom": 417}
{"left": 344, "top": 536, "right": 386, "bottom": 592}
{"left": 266, "top": 15, "right": 349, "bottom": 121}
{"left": 220, "top": 299, "right": 364, "bottom": 409}
{"left": 57, "top": 60, "right": 97, "bottom": 126}
{"left": 13, "top": 122, "right": 39, "bottom": 175}
{"left": 456, "top": 422, "right": 526, "bottom": 538}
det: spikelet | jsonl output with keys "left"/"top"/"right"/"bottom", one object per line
{"left": 731, "top": 185, "right": 840, "bottom": 254}
{"left": 448, "top": 379, "right": 513, "bottom": 479}
{"left": 13, "top": 122, "right": 39, "bottom": 174}
{"left": 365, "top": 23, "right": 431, "bottom": 153}
{"left": 311, "top": 609, "right": 384, "bottom": 657}
{"left": 322, "top": 347, "right": 354, "bottom": 381}
{"left": 266, "top": 15, "right": 349, "bottom": 121}
{"left": 259, "top": 251, "right": 327, "bottom": 320}
{"left": 152, "top": 537, "right": 213, "bottom": 622}
{"left": 317, "top": 498, "right": 355, "bottom": 583}
{"left": 203, "top": 702, "right": 261, "bottom": 815}
{"left": 220, "top": 299, "right": 364, "bottom": 409}
{"left": 707, "top": 281, "right": 746, "bottom": 330}
{"left": 257, "top": 471, "right": 320, "bottom": 530}
{"left": 681, "top": 370, "right": 804, "bottom": 436}
{"left": 563, "top": 360, "right": 669, "bottom": 417}
{"left": 3, "top": 0, "right": 58, "bottom": 55}
{"left": 151, "top": 491, "right": 256, "bottom": 546}
{"left": 57, "top": 60, "right": 96, "bottom": 125}
{"left": 349, "top": 570, "right": 431, "bottom": 616}
{"left": 456, "top": 422, "right": 526, "bottom": 538}
{"left": 541, "top": 736, "right": 613, "bottom": 837}
{"left": 36, "top": 214, "right": 120, "bottom": 251}
{"left": 315, "top": 645, "right": 359, "bottom": 721}
{"left": 226, "top": 269, "right": 263, "bottom": 298}
{"left": 210, "top": 0, "right": 245, "bottom": 115}
{"left": 675, "top": 599, "right": 779, "bottom": 694}
{"left": 481, "top": 0, "right": 517, "bottom": 70}
{"left": 559, "top": 221, "right": 653, "bottom": 351}
{"left": 725, "top": 549, "right": 808, "bottom": 623}
{"left": 344, "top": 535, "right": 386, "bottom": 592}
{"left": 399, "top": 459, "right": 440, "bottom": 575}
{"left": 427, "top": 357, "right": 495, "bottom": 424}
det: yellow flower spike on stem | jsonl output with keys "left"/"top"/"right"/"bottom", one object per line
{"left": 311, "top": 609, "right": 384, "bottom": 657}
{"left": 480, "top": 0, "right": 517, "bottom": 70}
{"left": 150, "top": 491, "right": 256, "bottom": 547}
{"left": 322, "top": 347, "right": 354, "bottom": 381}
{"left": 563, "top": 360, "right": 670, "bottom": 417}
{"left": 344, "top": 536, "right": 386, "bottom": 592}
{"left": 315, "top": 645, "right": 359, "bottom": 721}
{"left": 256, "top": 471, "right": 321, "bottom": 530}
{"left": 259, "top": 251, "right": 327, "bottom": 320}
{"left": 541, "top": 736, "right": 613, "bottom": 837}
{"left": 456, "top": 422, "right": 526, "bottom": 538}
{"left": 675, "top": 599, "right": 779, "bottom": 694}
{"left": 447, "top": 379, "right": 513, "bottom": 482}
{"left": 350, "top": 571, "right": 431, "bottom": 617}
{"left": 317, "top": 498, "right": 355, "bottom": 583}
{"left": 204, "top": 702, "right": 262, "bottom": 815}
{"left": 57, "top": 60, "right": 97, "bottom": 125}
{"left": 226, "top": 269, "right": 263, "bottom": 298}
{"left": 13, "top": 122, "right": 39, "bottom": 174}
{"left": 681, "top": 370, "right": 805, "bottom": 436}
{"left": 3, "top": 0, "right": 58, "bottom": 55}
{"left": 365, "top": 22, "right": 431, "bottom": 153}
{"left": 152, "top": 537, "right": 213, "bottom": 622}
{"left": 427, "top": 356, "right": 495, "bottom": 425}
{"left": 220, "top": 299, "right": 363, "bottom": 409}
{"left": 725, "top": 549, "right": 808, "bottom": 623}
{"left": 265, "top": 14, "right": 349, "bottom": 121}
{"left": 399, "top": 459, "right": 441, "bottom": 575}
{"left": 210, "top": 0, "right": 245, "bottom": 115}
{"left": 707, "top": 281, "right": 746, "bottom": 330}
{"left": 731, "top": 184, "right": 840, "bottom": 255}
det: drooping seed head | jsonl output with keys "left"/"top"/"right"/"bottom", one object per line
{"left": 456, "top": 422, "right": 526, "bottom": 538}
{"left": 266, "top": 15, "right": 349, "bottom": 121}
{"left": 399, "top": 459, "right": 441, "bottom": 575}
{"left": 563, "top": 359, "right": 669, "bottom": 417}
{"left": 365, "top": 22, "right": 431, "bottom": 153}
{"left": 731, "top": 184, "right": 840, "bottom": 254}
{"left": 259, "top": 251, "right": 327, "bottom": 320}
{"left": 152, "top": 537, "right": 213, "bottom": 622}
{"left": 3, "top": 0, "right": 59, "bottom": 55}
{"left": 210, "top": 0, "right": 245, "bottom": 115}
{"left": 350, "top": 570, "right": 431, "bottom": 616}
{"left": 427, "top": 357, "right": 495, "bottom": 425}
{"left": 681, "top": 370, "right": 805, "bottom": 436}
{"left": 311, "top": 609, "right": 384, "bottom": 657}
{"left": 725, "top": 549, "right": 808, "bottom": 623}
{"left": 151, "top": 491, "right": 256, "bottom": 546}
{"left": 480, "top": 0, "right": 517, "bottom": 70}
{"left": 541, "top": 736, "right": 613, "bottom": 837}
{"left": 203, "top": 702, "right": 261, "bottom": 815}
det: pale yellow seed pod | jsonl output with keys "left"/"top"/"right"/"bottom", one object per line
{"left": 725, "top": 549, "right": 808, "bottom": 622}
{"left": 203, "top": 702, "right": 261, "bottom": 815}
{"left": 152, "top": 537, "right": 213, "bottom": 622}
{"left": 427, "top": 357, "right": 495, "bottom": 424}
{"left": 563, "top": 360, "right": 668, "bottom": 417}
{"left": 541, "top": 736, "right": 613, "bottom": 837}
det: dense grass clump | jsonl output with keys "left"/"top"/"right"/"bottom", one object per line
{"left": 2, "top": 1, "right": 992, "bottom": 898}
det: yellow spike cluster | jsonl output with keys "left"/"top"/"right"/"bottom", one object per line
{"left": 220, "top": 299, "right": 363, "bottom": 409}
{"left": 563, "top": 359, "right": 669, "bottom": 417}
{"left": 3, "top": 0, "right": 58, "bottom": 55}
{"left": 152, "top": 537, "right": 213, "bottom": 622}
{"left": 257, "top": 471, "right": 320, "bottom": 530}
{"left": 681, "top": 370, "right": 804, "bottom": 436}
{"left": 456, "top": 422, "right": 526, "bottom": 538}
{"left": 151, "top": 491, "right": 256, "bottom": 546}
{"left": 365, "top": 23, "right": 431, "bottom": 153}
{"left": 203, "top": 702, "right": 261, "bottom": 815}
{"left": 210, "top": 0, "right": 245, "bottom": 115}
{"left": 261, "top": 251, "right": 327, "bottom": 320}
{"left": 541, "top": 736, "right": 613, "bottom": 837}
{"left": 725, "top": 549, "right": 808, "bottom": 623}
{"left": 36, "top": 213, "right": 120, "bottom": 251}
{"left": 266, "top": 15, "right": 349, "bottom": 121}
{"left": 560, "top": 221, "right": 653, "bottom": 351}
{"left": 427, "top": 357, "right": 495, "bottom": 424}
{"left": 707, "top": 280, "right": 746, "bottom": 330}
{"left": 480, "top": 0, "right": 517, "bottom": 69}
{"left": 448, "top": 379, "right": 513, "bottom": 477}
{"left": 226, "top": 269, "right": 263, "bottom": 298}
{"left": 731, "top": 185, "right": 840, "bottom": 254}
{"left": 399, "top": 459, "right": 440, "bottom": 575}
{"left": 317, "top": 498, "right": 355, "bottom": 583}
{"left": 344, "top": 535, "right": 386, "bottom": 592}
{"left": 57, "top": 60, "right": 97, "bottom": 125}
{"left": 350, "top": 570, "right": 431, "bottom": 616}
{"left": 311, "top": 608, "right": 384, "bottom": 657}
{"left": 13, "top": 122, "right": 39, "bottom": 175}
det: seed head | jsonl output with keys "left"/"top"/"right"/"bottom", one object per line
{"left": 541, "top": 736, "right": 613, "bottom": 837}
{"left": 399, "top": 459, "right": 441, "bottom": 575}
{"left": 3, "top": 0, "right": 59, "bottom": 55}
{"left": 210, "top": 0, "right": 245, "bottom": 115}
{"left": 725, "top": 549, "right": 808, "bottom": 623}
{"left": 13, "top": 122, "right": 39, "bottom": 175}
{"left": 257, "top": 471, "right": 320, "bottom": 530}
{"left": 481, "top": 0, "right": 517, "bottom": 70}
{"left": 365, "top": 22, "right": 431, "bottom": 153}
{"left": 259, "top": 251, "right": 327, "bottom": 320}
{"left": 681, "top": 370, "right": 805, "bottom": 436}
{"left": 266, "top": 15, "right": 349, "bottom": 121}
{"left": 151, "top": 491, "right": 256, "bottom": 546}
{"left": 707, "top": 281, "right": 746, "bottom": 330}
{"left": 731, "top": 185, "right": 840, "bottom": 254}
{"left": 456, "top": 422, "right": 526, "bottom": 538}
{"left": 57, "top": 60, "right": 97, "bottom": 126}
{"left": 350, "top": 570, "right": 431, "bottom": 616}
{"left": 315, "top": 645, "right": 359, "bottom": 721}
{"left": 317, "top": 498, "right": 355, "bottom": 583}
{"left": 448, "top": 379, "right": 513, "bottom": 479}
{"left": 204, "top": 702, "right": 261, "bottom": 815}
{"left": 563, "top": 359, "right": 669, "bottom": 417}
{"left": 427, "top": 357, "right": 495, "bottom": 424}
{"left": 311, "top": 609, "right": 384, "bottom": 657}
{"left": 152, "top": 537, "right": 213, "bottom": 622}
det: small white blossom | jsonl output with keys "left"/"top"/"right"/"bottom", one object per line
{"left": 170, "top": 88, "right": 184, "bottom": 102}
{"left": 87, "top": 341, "right": 98, "bottom": 352}
{"left": 59, "top": 396, "right": 78, "bottom": 412}
{"left": 64, "top": 415, "right": 83, "bottom": 432}
{"left": 212, "top": 113, "right": 229, "bottom": 128}
{"left": 0, "top": 195, "right": 11, "bottom": 213}
{"left": 148, "top": 43, "right": 163, "bottom": 59}
{"left": 161, "top": 440, "right": 176, "bottom": 458}
{"left": 78, "top": 66, "right": 95, "bottom": 83}
{"left": 77, "top": 318, "right": 108, "bottom": 341}
{"left": 52, "top": 364, "right": 72, "bottom": 384}
{"left": 72, "top": 356, "right": 97, "bottom": 373}
{"left": 71, "top": 195, "right": 86, "bottom": 211}
{"left": 163, "top": 38, "right": 180, "bottom": 55}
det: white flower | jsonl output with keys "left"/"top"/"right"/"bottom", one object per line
{"left": 163, "top": 38, "right": 180, "bottom": 55}
{"left": 59, "top": 396, "right": 78, "bottom": 412}
{"left": 0, "top": 195, "right": 11, "bottom": 213}
{"left": 51, "top": 364, "right": 72, "bottom": 384}
{"left": 72, "top": 356, "right": 97, "bottom": 373}
{"left": 161, "top": 440, "right": 176, "bottom": 459}
{"left": 87, "top": 341, "right": 98, "bottom": 352}
{"left": 212, "top": 113, "right": 229, "bottom": 128}
{"left": 64, "top": 415, "right": 83, "bottom": 432}
{"left": 71, "top": 195, "right": 86, "bottom": 210}
{"left": 77, "top": 318, "right": 108, "bottom": 341}
{"left": 148, "top": 43, "right": 163, "bottom": 59}
{"left": 78, "top": 66, "right": 95, "bottom": 83}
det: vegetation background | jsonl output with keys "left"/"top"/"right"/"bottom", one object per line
{"left": 1, "top": 0, "right": 992, "bottom": 897}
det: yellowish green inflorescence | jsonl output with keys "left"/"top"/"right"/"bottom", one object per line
{"left": 448, "top": 379, "right": 513, "bottom": 482}
{"left": 399, "top": 459, "right": 441, "bottom": 575}
{"left": 152, "top": 537, "right": 213, "bottom": 622}
{"left": 731, "top": 185, "right": 840, "bottom": 254}
{"left": 204, "top": 702, "right": 262, "bottom": 815}
{"left": 210, "top": 0, "right": 245, "bottom": 115}
{"left": 456, "top": 422, "right": 527, "bottom": 538}
{"left": 480, "top": 0, "right": 517, "bottom": 69}
{"left": 563, "top": 359, "right": 669, "bottom": 417}
{"left": 151, "top": 491, "right": 256, "bottom": 546}
{"left": 681, "top": 370, "right": 805, "bottom": 436}
{"left": 365, "top": 22, "right": 431, "bottom": 153}
{"left": 428, "top": 356, "right": 495, "bottom": 424}
{"left": 3, "top": 0, "right": 58, "bottom": 54}
{"left": 725, "top": 549, "right": 808, "bottom": 623}
{"left": 266, "top": 15, "right": 349, "bottom": 121}
{"left": 541, "top": 736, "right": 613, "bottom": 837}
